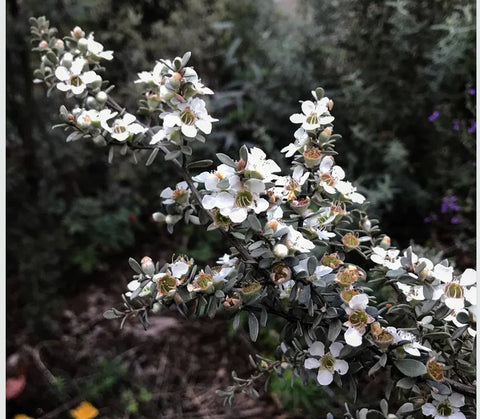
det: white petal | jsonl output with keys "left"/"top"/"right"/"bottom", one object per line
{"left": 151, "top": 130, "right": 166, "bottom": 144}
{"left": 71, "top": 58, "right": 85, "bottom": 75}
{"left": 128, "top": 123, "right": 147, "bottom": 134}
{"left": 308, "top": 341, "right": 325, "bottom": 357}
{"left": 465, "top": 286, "right": 477, "bottom": 305}
{"left": 445, "top": 297, "right": 465, "bottom": 310}
{"left": 245, "top": 179, "right": 265, "bottom": 193}
{"left": 202, "top": 194, "right": 217, "bottom": 210}
{"left": 127, "top": 280, "right": 141, "bottom": 291}
{"left": 460, "top": 268, "right": 476, "bottom": 286}
{"left": 349, "top": 294, "right": 368, "bottom": 310}
{"left": 160, "top": 187, "right": 174, "bottom": 198}
{"left": 228, "top": 207, "right": 247, "bottom": 223}
{"left": 56, "top": 82, "right": 70, "bottom": 92}
{"left": 171, "top": 262, "right": 189, "bottom": 278}
{"left": 215, "top": 192, "right": 235, "bottom": 209}
{"left": 123, "top": 113, "right": 137, "bottom": 125}
{"left": 289, "top": 113, "right": 305, "bottom": 124}
{"left": 421, "top": 403, "right": 436, "bottom": 416}
{"left": 112, "top": 132, "right": 129, "bottom": 142}
{"left": 181, "top": 124, "right": 197, "bottom": 138}
{"left": 55, "top": 66, "right": 70, "bottom": 81}
{"left": 449, "top": 413, "right": 466, "bottom": 419}
{"left": 329, "top": 342, "right": 344, "bottom": 357}
{"left": 301, "top": 101, "right": 315, "bottom": 115}
{"left": 333, "top": 359, "right": 349, "bottom": 375}
{"left": 81, "top": 71, "right": 100, "bottom": 84}
{"left": 344, "top": 327, "right": 363, "bottom": 347}
{"left": 253, "top": 198, "right": 269, "bottom": 214}
{"left": 163, "top": 113, "right": 181, "bottom": 128}
{"left": 304, "top": 358, "right": 320, "bottom": 370}
{"left": 404, "top": 345, "right": 420, "bottom": 357}
{"left": 449, "top": 393, "right": 465, "bottom": 408}
{"left": 433, "top": 264, "right": 453, "bottom": 282}
{"left": 319, "top": 115, "right": 335, "bottom": 124}
{"left": 71, "top": 84, "right": 86, "bottom": 95}
{"left": 316, "top": 369, "right": 334, "bottom": 386}
{"left": 195, "top": 119, "right": 212, "bottom": 134}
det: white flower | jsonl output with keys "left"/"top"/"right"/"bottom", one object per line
{"left": 202, "top": 175, "right": 269, "bottom": 223}
{"left": 162, "top": 97, "right": 218, "bottom": 138}
{"left": 193, "top": 164, "right": 236, "bottom": 192}
{"left": 281, "top": 127, "right": 309, "bottom": 157}
{"left": 385, "top": 327, "right": 431, "bottom": 356}
{"left": 55, "top": 57, "right": 101, "bottom": 95}
{"left": 304, "top": 341, "right": 349, "bottom": 386}
{"left": 245, "top": 147, "right": 281, "bottom": 182}
{"left": 440, "top": 267, "right": 476, "bottom": 310}
{"left": 318, "top": 157, "right": 345, "bottom": 194}
{"left": 285, "top": 225, "right": 315, "bottom": 253}
{"left": 397, "top": 283, "right": 427, "bottom": 301}
{"left": 422, "top": 392, "right": 466, "bottom": 419}
{"left": 86, "top": 34, "right": 113, "bottom": 60}
{"left": 445, "top": 308, "right": 476, "bottom": 337}
{"left": 135, "top": 61, "right": 167, "bottom": 85}
{"left": 303, "top": 208, "right": 336, "bottom": 240}
{"left": 344, "top": 294, "right": 374, "bottom": 347}
{"left": 107, "top": 113, "right": 147, "bottom": 142}
{"left": 294, "top": 259, "right": 333, "bottom": 281}
{"left": 275, "top": 165, "right": 310, "bottom": 201}
{"left": 370, "top": 246, "right": 401, "bottom": 270}
{"left": 160, "top": 181, "right": 193, "bottom": 206}
{"left": 290, "top": 97, "right": 334, "bottom": 131}
{"left": 150, "top": 126, "right": 177, "bottom": 145}
{"left": 216, "top": 254, "right": 238, "bottom": 267}
{"left": 75, "top": 108, "right": 117, "bottom": 130}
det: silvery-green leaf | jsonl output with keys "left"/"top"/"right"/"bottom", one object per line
{"left": 187, "top": 159, "right": 213, "bottom": 169}
{"left": 216, "top": 153, "right": 236, "bottom": 167}
{"left": 145, "top": 148, "right": 159, "bottom": 166}
{"left": 327, "top": 318, "right": 342, "bottom": 343}
{"left": 248, "top": 312, "right": 259, "bottom": 342}
{"left": 394, "top": 359, "right": 426, "bottom": 377}
{"left": 128, "top": 257, "right": 142, "bottom": 274}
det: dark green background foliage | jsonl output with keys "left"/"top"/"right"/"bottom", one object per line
{"left": 6, "top": 0, "right": 475, "bottom": 416}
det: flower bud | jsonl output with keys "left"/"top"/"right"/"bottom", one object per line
{"left": 328, "top": 100, "right": 334, "bottom": 111}
{"left": 55, "top": 39, "right": 65, "bottom": 51}
{"left": 85, "top": 96, "right": 97, "bottom": 109}
{"left": 96, "top": 91, "right": 108, "bottom": 104}
{"left": 71, "top": 26, "right": 85, "bottom": 39}
{"left": 270, "top": 262, "right": 292, "bottom": 284}
{"left": 319, "top": 127, "right": 332, "bottom": 141}
{"left": 39, "top": 40, "right": 49, "bottom": 49}
{"left": 379, "top": 235, "right": 391, "bottom": 250}
{"left": 236, "top": 159, "right": 246, "bottom": 172}
{"left": 151, "top": 302, "right": 163, "bottom": 313}
{"left": 141, "top": 256, "right": 155, "bottom": 276}
{"left": 61, "top": 52, "right": 73, "bottom": 69}
{"left": 273, "top": 244, "right": 289, "bottom": 259}
{"left": 360, "top": 217, "right": 372, "bottom": 232}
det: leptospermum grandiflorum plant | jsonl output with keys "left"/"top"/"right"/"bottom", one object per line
{"left": 31, "top": 17, "right": 476, "bottom": 418}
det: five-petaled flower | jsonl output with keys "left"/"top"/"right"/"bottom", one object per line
{"left": 304, "top": 341, "right": 349, "bottom": 386}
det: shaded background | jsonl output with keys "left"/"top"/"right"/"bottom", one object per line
{"left": 6, "top": 0, "right": 476, "bottom": 417}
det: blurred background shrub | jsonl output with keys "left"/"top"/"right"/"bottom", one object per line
{"left": 7, "top": 0, "right": 475, "bottom": 416}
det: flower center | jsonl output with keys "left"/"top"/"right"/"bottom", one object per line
{"left": 321, "top": 173, "right": 335, "bottom": 187}
{"left": 342, "top": 233, "right": 360, "bottom": 249}
{"left": 321, "top": 253, "right": 342, "bottom": 269}
{"left": 349, "top": 309, "right": 369, "bottom": 328}
{"left": 70, "top": 75, "right": 83, "bottom": 86}
{"left": 113, "top": 124, "right": 127, "bottom": 134}
{"left": 445, "top": 282, "right": 464, "bottom": 299}
{"left": 235, "top": 190, "right": 254, "bottom": 208}
{"left": 436, "top": 401, "right": 453, "bottom": 417}
{"left": 172, "top": 188, "right": 188, "bottom": 204}
{"left": 180, "top": 108, "right": 196, "bottom": 125}
{"left": 195, "top": 273, "right": 213, "bottom": 290}
{"left": 306, "top": 112, "right": 319, "bottom": 125}
{"left": 212, "top": 209, "right": 232, "bottom": 228}
{"left": 320, "top": 353, "right": 336, "bottom": 371}
{"left": 340, "top": 288, "right": 360, "bottom": 304}
{"left": 157, "top": 274, "right": 177, "bottom": 295}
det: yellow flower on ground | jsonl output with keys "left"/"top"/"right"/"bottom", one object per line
{"left": 70, "top": 401, "right": 99, "bottom": 419}
{"left": 14, "top": 415, "right": 33, "bottom": 419}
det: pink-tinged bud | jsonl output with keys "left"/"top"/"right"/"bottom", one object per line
{"left": 71, "top": 26, "right": 85, "bottom": 39}
{"left": 328, "top": 100, "right": 334, "bottom": 111}
{"left": 68, "top": 114, "right": 75, "bottom": 121}
{"left": 223, "top": 292, "right": 242, "bottom": 310}
{"left": 236, "top": 159, "right": 246, "bottom": 172}
{"left": 141, "top": 256, "right": 155, "bottom": 276}
{"left": 379, "top": 235, "right": 391, "bottom": 250}
{"left": 39, "top": 40, "right": 49, "bottom": 49}
{"left": 55, "top": 39, "right": 64, "bottom": 48}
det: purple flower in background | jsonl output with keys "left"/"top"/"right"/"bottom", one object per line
{"left": 453, "top": 122, "right": 460, "bottom": 131}
{"left": 467, "top": 121, "right": 476, "bottom": 134}
{"left": 441, "top": 196, "right": 461, "bottom": 214}
{"left": 424, "top": 216, "right": 431, "bottom": 224}
{"left": 468, "top": 88, "right": 476, "bottom": 95}
{"left": 428, "top": 111, "right": 440, "bottom": 122}
{"left": 451, "top": 217, "right": 460, "bottom": 225}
